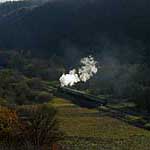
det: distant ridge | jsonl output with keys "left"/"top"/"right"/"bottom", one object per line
{"left": 0, "top": 0, "right": 149, "bottom": 55}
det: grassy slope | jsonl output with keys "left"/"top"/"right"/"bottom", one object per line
{"left": 49, "top": 97, "right": 150, "bottom": 150}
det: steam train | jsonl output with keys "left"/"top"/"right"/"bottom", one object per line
{"left": 57, "top": 87, "right": 107, "bottom": 108}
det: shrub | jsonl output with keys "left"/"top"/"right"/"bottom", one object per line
{"left": 35, "top": 91, "right": 53, "bottom": 103}
{"left": 125, "top": 115, "right": 145, "bottom": 124}
{"left": 27, "top": 78, "right": 43, "bottom": 90}
{"left": 19, "top": 104, "right": 63, "bottom": 149}
{"left": 144, "top": 123, "right": 150, "bottom": 130}
{"left": 0, "top": 104, "right": 63, "bottom": 149}
{"left": 0, "top": 107, "right": 20, "bottom": 148}
{"left": 0, "top": 97, "right": 8, "bottom": 106}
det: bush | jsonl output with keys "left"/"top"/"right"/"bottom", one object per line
{"left": 144, "top": 123, "right": 150, "bottom": 130}
{"left": 0, "top": 105, "right": 63, "bottom": 149}
{"left": 27, "top": 78, "right": 43, "bottom": 90}
{"left": 0, "top": 97, "right": 8, "bottom": 106}
{"left": 20, "top": 104, "right": 63, "bottom": 148}
{"left": 125, "top": 115, "right": 145, "bottom": 124}
{"left": 35, "top": 91, "right": 53, "bottom": 103}
{"left": 0, "top": 107, "right": 20, "bottom": 148}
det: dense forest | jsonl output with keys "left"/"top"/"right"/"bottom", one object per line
{"left": 0, "top": 0, "right": 150, "bottom": 51}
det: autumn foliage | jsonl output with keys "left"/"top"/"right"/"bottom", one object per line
{"left": 0, "top": 105, "right": 62, "bottom": 149}
{"left": 0, "top": 106, "right": 20, "bottom": 148}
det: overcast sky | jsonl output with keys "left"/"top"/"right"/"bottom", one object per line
{"left": 0, "top": 0, "right": 22, "bottom": 2}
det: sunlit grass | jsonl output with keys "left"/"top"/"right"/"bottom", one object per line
{"left": 49, "top": 97, "right": 76, "bottom": 108}
{"left": 49, "top": 97, "right": 150, "bottom": 149}
{"left": 108, "top": 102, "right": 136, "bottom": 109}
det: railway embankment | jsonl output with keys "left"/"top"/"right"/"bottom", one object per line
{"left": 56, "top": 87, "right": 150, "bottom": 131}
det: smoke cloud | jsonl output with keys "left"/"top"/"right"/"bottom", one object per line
{"left": 59, "top": 56, "right": 98, "bottom": 87}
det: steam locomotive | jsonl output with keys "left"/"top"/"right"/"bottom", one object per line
{"left": 57, "top": 87, "right": 107, "bottom": 108}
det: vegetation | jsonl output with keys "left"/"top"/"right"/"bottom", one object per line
{"left": 50, "top": 97, "right": 150, "bottom": 150}
{"left": 18, "top": 104, "right": 63, "bottom": 149}
{"left": 0, "top": 0, "right": 150, "bottom": 149}
{"left": 0, "top": 68, "right": 54, "bottom": 105}
{"left": 0, "top": 53, "right": 62, "bottom": 148}
{"left": 78, "top": 63, "right": 150, "bottom": 113}
{"left": 0, "top": 0, "right": 150, "bottom": 51}
{"left": 0, "top": 106, "right": 20, "bottom": 148}
{"left": 0, "top": 105, "right": 62, "bottom": 149}
{"left": 0, "top": 0, "right": 150, "bottom": 112}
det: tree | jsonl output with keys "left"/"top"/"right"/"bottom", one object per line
{"left": 20, "top": 105, "right": 63, "bottom": 149}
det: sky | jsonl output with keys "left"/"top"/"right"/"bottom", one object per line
{"left": 0, "top": 0, "right": 22, "bottom": 2}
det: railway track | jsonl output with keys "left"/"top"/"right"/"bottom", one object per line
{"left": 57, "top": 87, "right": 107, "bottom": 108}
{"left": 57, "top": 87, "right": 150, "bottom": 130}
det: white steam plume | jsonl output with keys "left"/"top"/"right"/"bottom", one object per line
{"left": 59, "top": 69, "right": 80, "bottom": 87}
{"left": 59, "top": 56, "right": 98, "bottom": 87}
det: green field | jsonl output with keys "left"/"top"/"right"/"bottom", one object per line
{"left": 49, "top": 97, "right": 150, "bottom": 150}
